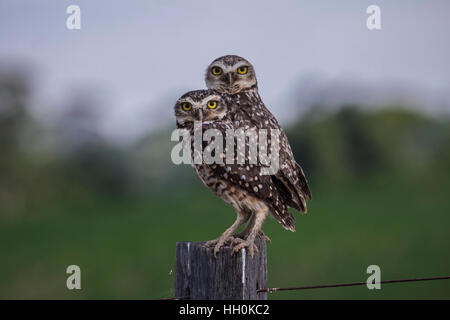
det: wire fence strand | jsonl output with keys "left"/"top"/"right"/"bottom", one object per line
{"left": 157, "top": 275, "right": 450, "bottom": 299}
{"left": 257, "top": 275, "right": 450, "bottom": 293}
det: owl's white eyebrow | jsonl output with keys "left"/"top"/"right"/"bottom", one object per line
{"left": 212, "top": 60, "right": 248, "bottom": 68}
{"left": 233, "top": 61, "right": 249, "bottom": 68}
{"left": 179, "top": 98, "right": 195, "bottom": 105}
{"left": 210, "top": 62, "right": 226, "bottom": 69}
{"left": 201, "top": 96, "right": 221, "bottom": 104}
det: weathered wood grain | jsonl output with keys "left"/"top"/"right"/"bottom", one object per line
{"left": 175, "top": 237, "right": 267, "bottom": 300}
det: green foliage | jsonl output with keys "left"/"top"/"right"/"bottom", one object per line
{"left": 1, "top": 171, "right": 449, "bottom": 299}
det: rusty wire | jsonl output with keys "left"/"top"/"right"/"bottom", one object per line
{"left": 257, "top": 275, "right": 450, "bottom": 293}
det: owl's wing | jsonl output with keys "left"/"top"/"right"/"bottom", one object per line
{"left": 198, "top": 121, "right": 296, "bottom": 231}
{"left": 235, "top": 92, "right": 312, "bottom": 213}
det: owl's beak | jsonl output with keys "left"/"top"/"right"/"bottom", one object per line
{"left": 222, "top": 73, "right": 234, "bottom": 86}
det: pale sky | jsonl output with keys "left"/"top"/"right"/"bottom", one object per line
{"left": 1, "top": 0, "right": 449, "bottom": 144}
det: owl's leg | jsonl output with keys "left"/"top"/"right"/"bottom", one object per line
{"left": 233, "top": 213, "right": 255, "bottom": 239}
{"left": 205, "top": 210, "right": 251, "bottom": 258}
{"left": 234, "top": 214, "right": 271, "bottom": 243}
{"left": 232, "top": 207, "right": 269, "bottom": 258}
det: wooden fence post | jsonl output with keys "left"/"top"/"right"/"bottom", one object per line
{"left": 175, "top": 237, "right": 267, "bottom": 300}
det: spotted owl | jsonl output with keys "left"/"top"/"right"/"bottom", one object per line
{"left": 175, "top": 89, "right": 301, "bottom": 257}
{"left": 203, "top": 55, "right": 312, "bottom": 250}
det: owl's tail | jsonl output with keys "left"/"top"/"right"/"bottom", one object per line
{"left": 295, "top": 162, "right": 312, "bottom": 203}
{"left": 270, "top": 203, "right": 296, "bottom": 232}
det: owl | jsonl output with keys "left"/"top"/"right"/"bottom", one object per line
{"left": 205, "top": 56, "right": 312, "bottom": 236}
{"left": 175, "top": 89, "right": 297, "bottom": 257}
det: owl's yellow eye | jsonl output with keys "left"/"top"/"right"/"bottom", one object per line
{"left": 237, "top": 66, "right": 248, "bottom": 74}
{"left": 207, "top": 101, "right": 217, "bottom": 109}
{"left": 211, "top": 67, "right": 222, "bottom": 75}
{"left": 181, "top": 102, "right": 192, "bottom": 111}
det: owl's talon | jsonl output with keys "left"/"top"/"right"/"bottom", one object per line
{"left": 232, "top": 232, "right": 246, "bottom": 240}
{"left": 258, "top": 231, "right": 271, "bottom": 243}
{"left": 231, "top": 239, "right": 258, "bottom": 258}
{"left": 205, "top": 236, "right": 235, "bottom": 258}
{"left": 233, "top": 231, "right": 270, "bottom": 243}
{"left": 232, "top": 237, "right": 246, "bottom": 245}
{"left": 204, "top": 239, "right": 219, "bottom": 248}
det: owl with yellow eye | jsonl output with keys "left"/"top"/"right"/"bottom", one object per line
{"left": 201, "top": 55, "right": 312, "bottom": 257}
{"left": 174, "top": 90, "right": 225, "bottom": 128}
{"left": 174, "top": 89, "right": 306, "bottom": 257}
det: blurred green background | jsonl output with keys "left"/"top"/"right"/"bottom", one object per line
{"left": 1, "top": 69, "right": 449, "bottom": 299}
{"left": 1, "top": 0, "right": 450, "bottom": 300}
